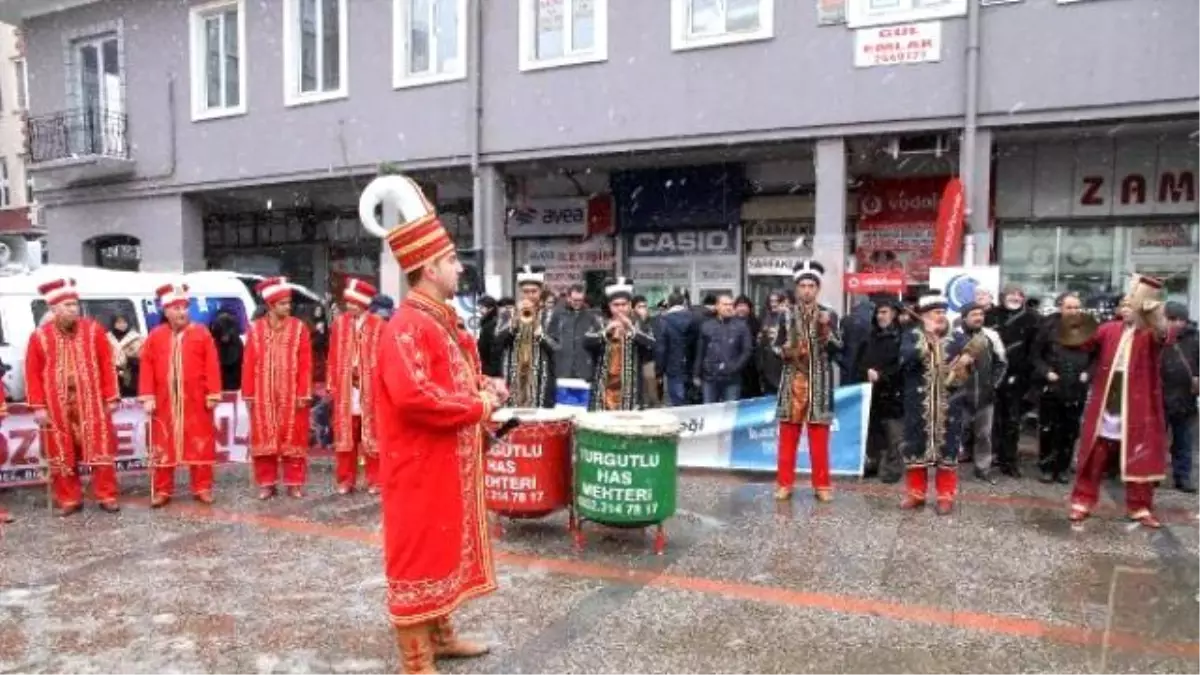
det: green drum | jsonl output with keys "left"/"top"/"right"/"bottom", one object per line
{"left": 573, "top": 410, "right": 679, "bottom": 527}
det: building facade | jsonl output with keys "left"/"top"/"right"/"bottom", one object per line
{"left": 0, "top": 21, "right": 35, "bottom": 244}
{"left": 1, "top": 0, "right": 1196, "bottom": 312}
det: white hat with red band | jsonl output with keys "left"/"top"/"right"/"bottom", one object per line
{"left": 255, "top": 276, "right": 292, "bottom": 306}
{"left": 155, "top": 282, "right": 190, "bottom": 310}
{"left": 37, "top": 278, "right": 79, "bottom": 307}
{"left": 343, "top": 279, "right": 378, "bottom": 309}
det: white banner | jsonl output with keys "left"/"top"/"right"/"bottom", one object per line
{"left": 0, "top": 397, "right": 250, "bottom": 486}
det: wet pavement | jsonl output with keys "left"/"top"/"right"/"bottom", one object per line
{"left": 1, "top": 460, "right": 1197, "bottom": 674}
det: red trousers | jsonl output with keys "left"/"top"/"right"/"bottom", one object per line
{"left": 53, "top": 464, "right": 119, "bottom": 508}
{"left": 253, "top": 455, "right": 308, "bottom": 488}
{"left": 905, "top": 466, "right": 959, "bottom": 502}
{"left": 777, "top": 422, "right": 832, "bottom": 492}
{"left": 334, "top": 416, "right": 380, "bottom": 489}
{"left": 1070, "top": 437, "right": 1155, "bottom": 514}
{"left": 153, "top": 464, "right": 214, "bottom": 497}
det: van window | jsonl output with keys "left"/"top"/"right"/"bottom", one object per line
{"left": 143, "top": 296, "right": 249, "bottom": 334}
{"left": 31, "top": 299, "right": 139, "bottom": 332}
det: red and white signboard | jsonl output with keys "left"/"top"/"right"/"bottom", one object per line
{"left": 854, "top": 21, "right": 942, "bottom": 68}
{"left": 0, "top": 396, "right": 251, "bottom": 488}
{"left": 844, "top": 272, "right": 907, "bottom": 295}
{"left": 856, "top": 176, "right": 950, "bottom": 283}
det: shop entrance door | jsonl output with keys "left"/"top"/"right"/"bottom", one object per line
{"left": 1123, "top": 255, "right": 1200, "bottom": 319}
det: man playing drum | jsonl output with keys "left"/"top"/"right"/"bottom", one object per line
{"left": 495, "top": 264, "right": 559, "bottom": 408}
{"left": 584, "top": 277, "right": 657, "bottom": 411}
{"left": 327, "top": 278, "right": 385, "bottom": 495}
{"left": 362, "top": 174, "right": 505, "bottom": 674}
{"left": 773, "top": 260, "right": 842, "bottom": 502}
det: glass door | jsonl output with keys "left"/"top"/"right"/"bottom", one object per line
{"left": 73, "top": 35, "right": 123, "bottom": 156}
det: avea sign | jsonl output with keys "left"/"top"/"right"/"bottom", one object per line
{"left": 630, "top": 230, "right": 735, "bottom": 257}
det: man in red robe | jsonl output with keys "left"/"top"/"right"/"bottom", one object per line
{"left": 1069, "top": 276, "right": 1174, "bottom": 529}
{"left": 138, "top": 282, "right": 223, "bottom": 507}
{"left": 24, "top": 277, "right": 121, "bottom": 516}
{"left": 0, "top": 392, "right": 13, "bottom": 523}
{"left": 365, "top": 174, "right": 504, "bottom": 674}
{"left": 242, "top": 277, "right": 313, "bottom": 500}
{"left": 327, "top": 278, "right": 385, "bottom": 495}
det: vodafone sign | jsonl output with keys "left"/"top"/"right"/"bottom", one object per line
{"left": 844, "top": 272, "right": 906, "bottom": 295}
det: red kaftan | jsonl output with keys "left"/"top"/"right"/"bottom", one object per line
{"left": 241, "top": 316, "right": 313, "bottom": 457}
{"left": 375, "top": 289, "right": 497, "bottom": 626}
{"left": 1076, "top": 321, "right": 1173, "bottom": 483}
{"left": 24, "top": 318, "right": 119, "bottom": 470}
{"left": 137, "top": 323, "right": 222, "bottom": 467}
{"left": 327, "top": 312, "right": 385, "bottom": 454}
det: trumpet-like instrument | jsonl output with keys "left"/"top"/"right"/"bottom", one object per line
{"left": 947, "top": 332, "right": 989, "bottom": 387}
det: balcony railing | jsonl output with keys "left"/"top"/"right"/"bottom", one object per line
{"left": 26, "top": 107, "right": 129, "bottom": 164}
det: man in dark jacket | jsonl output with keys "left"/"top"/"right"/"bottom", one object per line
{"left": 694, "top": 294, "right": 754, "bottom": 403}
{"left": 1028, "top": 292, "right": 1094, "bottom": 484}
{"left": 958, "top": 302, "right": 1008, "bottom": 484}
{"left": 476, "top": 296, "right": 501, "bottom": 377}
{"left": 655, "top": 292, "right": 696, "bottom": 406}
{"left": 840, "top": 296, "right": 877, "bottom": 385}
{"left": 987, "top": 283, "right": 1040, "bottom": 477}
{"left": 1162, "top": 302, "right": 1198, "bottom": 492}
{"left": 550, "top": 284, "right": 602, "bottom": 382}
{"left": 853, "top": 299, "right": 905, "bottom": 482}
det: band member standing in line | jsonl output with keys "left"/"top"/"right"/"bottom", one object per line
{"left": 327, "top": 279, "right": 385, "bottom": 495}
{"left": 24, "top": 278, "right": 121, "bottom": 516}
{"left": 138, "top": 282, "right": 223, "bottom": 507}
{"left": 1069, "top": 275, "right": 1175, "bottom": 529}
{"left": 584, "top": 277, "right": 656, "bottom": 412}
{"left": 1029, "top": 292, "right": 1094, "bottom": 484}
{"left": 242, "top": 277, "right": 313, "bottom": 500}
{"left": 899, "top": 292, "right": 978, "bottom": 515}
{"left": 496, "top": 265, "right": 559, "bottom": 408}
{"left": 364, "top": 174, "right": 505, "bottom": 673}
{"left": 774, "top": 260, "right": 842, "bottom": 502}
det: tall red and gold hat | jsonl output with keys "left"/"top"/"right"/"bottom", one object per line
{"left": 37, "top": 277, "right": 78, "bottom": 306}
{"left": 155, "top": 281, "right": 190, "bottom": 310}
{"left": 359, "top": 175, "right": 454, "bottom": 274}
{"left": 255, "top": 276, "right": 292, "bottom": 306}
{"left": 343, "top": 278, "right": 378, "bottom": 309}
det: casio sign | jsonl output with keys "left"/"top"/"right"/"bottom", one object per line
{"left": 632, "top": 231, "right": 733, "bottom": 256}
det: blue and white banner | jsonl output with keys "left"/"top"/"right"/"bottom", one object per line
{"left": 645, "top": 384, "right": 872, "bottom": 476}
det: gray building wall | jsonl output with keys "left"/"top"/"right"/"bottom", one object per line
{"left": 21, "top": 0, "right": 1199, "bottom": 193}
{"left": 45, "top": 193, "right": 204, "bottom": 270}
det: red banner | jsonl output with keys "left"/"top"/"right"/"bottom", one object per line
{"left": 844, "top": 272, "right": 907, "bottom": 295}
{"left": 932, "top": 177, "right": 965, "bottom": 266}
{"left": 855, "top": 176, "right": 950, "bottom": 283}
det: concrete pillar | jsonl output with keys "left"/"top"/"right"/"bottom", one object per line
{"left": 179, "top": 196, "right": 206, "bottom": 272}
{"left": 962, "top": 128, "right": 993, "bottom": 266}
{"left": 813, "top": 138, "right": 848, "bottom": 313}
{"left": 473, "top": 163, "right": 511, "bottom": 296}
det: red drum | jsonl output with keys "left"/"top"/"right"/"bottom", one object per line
{"left": 485, "top": 408, "right": 574, "bottom": 519}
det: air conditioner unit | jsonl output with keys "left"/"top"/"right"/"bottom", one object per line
{"left": 886, "top": 134, "right": 951, "bottom": 160}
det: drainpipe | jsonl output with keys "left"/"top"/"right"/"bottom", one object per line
{"left": 961, "top": 0, "right": 981, "bottom": 264}
{"left": 469, "top": 0, "right": 485, "bottom": 254}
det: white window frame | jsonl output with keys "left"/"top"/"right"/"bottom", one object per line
{"left": 282, "top": 0, "right": 350, "bottom": 106}
{"left": 0, "top": 159, "right": 11, "bottom": 209}
{"left": 188, "top": 0, "right": 248, "bottom": 121}
{"left": 518, "top": 0, "right": 608, "bottom": 73}
{"left": 393, "top": 0, "right": 469, "bottom": 89}
{"left": 12, "top": 58, "right": 27, "bottom": 111}
{"left": 845, "top": 0, "right": 967, "bottom": 28}
{"left": 670, "top": 0, "right": 775, "bottom": 51}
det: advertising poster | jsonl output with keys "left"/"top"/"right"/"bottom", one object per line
{"left": 855, "top": 177, "right": 950, "bottom": 284}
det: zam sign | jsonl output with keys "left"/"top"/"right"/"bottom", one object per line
{"left": 630, "top": 230, "right": 736, "bottom": 257}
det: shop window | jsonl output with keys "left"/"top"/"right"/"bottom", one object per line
{"left": 519, "top": 0, "right": 608, "bottom": 72}
{"left": 671, "top": 0, "right": 774, "bottom": 51}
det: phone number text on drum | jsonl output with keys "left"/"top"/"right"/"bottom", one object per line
{"left": 576, "top": 495, "right": 660, "bottom": 518}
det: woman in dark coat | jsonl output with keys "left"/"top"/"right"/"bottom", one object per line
{"left": 854, "top": 299, "right": 905, "bottom": 482}
{"left": 210, "top": 310, "right": 244, "bottom": 392}
{"left": 735, "top": 295, "right": 763, "bottom": 398}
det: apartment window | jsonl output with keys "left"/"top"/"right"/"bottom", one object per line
{"left": 283, "top": 0, "right": 349, "bottom": 105}
{"left": 518, "top": 0, "right": 608, "bottom": 72}
{"left": 0, "top": 159, "right": 10, "bottom": 208}
{"left": 844, "top": 0, "right": 966, "bottom": 27}
{"left": 671, "top": 0, "right": 774, "bottom": 51}
{"left": 189, "top": 0, "right": 247, "bottom": 120}
{"left": 13, "top": 58, "right": 27, "bottom": 110}
{"left": 393, "top": 0, "right": 467, "bottom": 88}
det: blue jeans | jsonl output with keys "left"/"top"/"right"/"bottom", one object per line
{"left": 665, "top": 377, "right": 688, "bottom": 407}
{"left": 702, "top": 381, "right": 741, "bottom": 404}
{"left": 1167, "top": 411, "right": 1197, "bottom": 486}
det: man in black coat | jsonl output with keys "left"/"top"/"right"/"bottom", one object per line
{"left": 1028, "top": 292, "right": 1094, "bottom": 484}
{"left": 1162, "top": 302, "right": 1199, "bottom": 492}
{"left": 655, "top": 291, "right": 697, "bottom": 406}
{"left": 853, "top": 299, "right": 905, "bottom": 482}
{"left": 987, "top": 283, "right": 1040, "bottom": 477}
{"left": 694, "top": 293, "right": 754, "bottom": 403}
